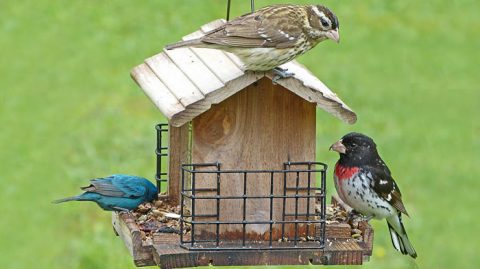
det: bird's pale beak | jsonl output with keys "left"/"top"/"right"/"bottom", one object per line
{"left": 326, "top": 29, "right": 340, "bottom": 43}
{"left": 329, "top": 140, "right": 346, "bottom": 154}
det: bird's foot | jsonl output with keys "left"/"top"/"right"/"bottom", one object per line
{"left": 362, "top": 215, "right": 374, "bottom": 222}
{"left": 272, "top": 67, "right": 295, "bottom": 84}
{"left": 114, "top": 207, "right": 131, "bottom": 214}
{"left": 347, "top": 210, "right": 373, "bottom": 226}
{"left": 347, "top": 209, "right": 374, "bottom": 226}
{"left": 346, "top": 209, "right": 362, "bottom": 223}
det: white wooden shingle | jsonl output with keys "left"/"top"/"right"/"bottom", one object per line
{"left": 131, "top": 19, "right": 357, "bottom": 126}
{"left": 183, "top": 31, "right": 244, "bottom": 83}
{"left": 164, "top": 46, "right": 225, "bottom": 95}
{"left": 131, "top": 64, "right": 184, "bottom": 119}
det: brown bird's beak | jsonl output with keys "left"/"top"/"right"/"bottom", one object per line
{"left": 329, "top": 139, "right": 346, "bottom": 154}
{"left": 326, "top": 29, "right": 340, "bottom": 43}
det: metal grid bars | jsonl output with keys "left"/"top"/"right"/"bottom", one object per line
{"left": 179, "top": 162, "right": 327, "bottom": 251}
{"left": 155, "top": 124, "right": 169, "bottom": 194}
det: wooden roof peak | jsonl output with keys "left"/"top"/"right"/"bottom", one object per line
{"left": 131, "top": 19, "right": 357, "bottom": 127}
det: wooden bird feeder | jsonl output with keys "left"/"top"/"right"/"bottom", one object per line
{"left": 113, "top": 19, "right": 373, "bottom": 268}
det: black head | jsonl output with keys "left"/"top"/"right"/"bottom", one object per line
{"left": 330, "top": 132, "right": 379, "bottom": 166}
{"left": 141, "top": 178, "right": 159, "bottom": 201}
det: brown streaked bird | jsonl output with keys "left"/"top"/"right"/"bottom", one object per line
{"left": 166, "top": 4, "right": 339, "bottom": 77}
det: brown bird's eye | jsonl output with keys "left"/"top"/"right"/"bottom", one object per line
{"left": 321, "top": 18, "right": 329, "bottom": 27}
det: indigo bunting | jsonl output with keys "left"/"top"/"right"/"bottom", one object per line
{"left": 53, "top": 174, "right": 157, "bottom": 211}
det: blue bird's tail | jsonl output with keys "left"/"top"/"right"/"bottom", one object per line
{"left": 52, "top": 195, "right": 83, "bottom": 204}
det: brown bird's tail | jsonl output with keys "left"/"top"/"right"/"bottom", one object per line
{"left": 386, "top": 213, "right": 417, "bottom": 259}
{"left": 165, "top": 38, "right": 204, "bottom": 50}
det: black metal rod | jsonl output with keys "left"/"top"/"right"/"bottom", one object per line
{"left": 182, "top": 187, "right": 219, "bottom": 192}
{"left": 216, "top": 163, "right": 221, "bottom": 247}
{"left": 281, "top": 163, "right": 288, "bottom": 240}
{"left": 156, "top": 124, "right": 162, "bottom": 194}
{"left": 182, "top": 168, "right": 325, "bottom": 174}
{"left": 294, "top": 171, "right": 300, "bottom": 246}
{"left": 155, "top": 151, "right": 168, "bottom": 156}
{"left": 242, "top": 172, "right": 247, "bottom": 247}
{"left": 251, "top": 0, "right": 254, "bottom": 13}
{"left": 182, "top": 162, "right": 220, "bottom": 168}
{"left": 321, "top": 169, "right": 327, "bottom": 245}
{"left": 155, "top": 124, "right": 169, "bottom": 194}
{"left": 306, "top": 164, "right": 312, "bottom": 239}
{"left": 226, "top": 0, "right": 232, "bottom": 21}
{"left": 284, "top": 213, "right": 318, "bottom": 217}
{"left": 191, "top": 167, "right": 196, "bottom": 247}
{"left": 182, "top": 214, "right": 218, "bottom": 218}
{"left": 180, "top": 245, "right": 325, "bottom": 251}
{"left": 182, "top": 239, "right": 217, "bottom": 243}
{"left": 285, "top": 187, "right": 323, "bottom": 191}
{"left": 269, "top": 172, "right": 274, "bottom": 247}
{"left": 182, "top": 194, "right": 323, "bottom": 200}
{"left": 180, "top": 165, "right": 185, "bottom": 244}
{"left": 181, "top": 219, "right": 325, "bottom": 225}
{"left": 284, "top": 161, "right": 328, "bottom": 170}
{"left": 284, "top": 161, "right": 327, "bottom": 167}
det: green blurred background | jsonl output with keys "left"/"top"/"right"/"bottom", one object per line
{"left": 1, "top": 0, "right": 478, "bottom": 268}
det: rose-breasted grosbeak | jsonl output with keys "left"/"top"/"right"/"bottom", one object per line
{"left": 330, "top": 132, "right": 417, "bottom": 259}
{"left": 166, "top": 4, "right": 339, "bottom": 73}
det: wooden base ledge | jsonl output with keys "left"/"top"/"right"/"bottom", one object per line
{"left": 112, "top": 199, "right": 373, "bottom": 268}
{"left": 151, "top": 235, "right": 364, "bottom": 268}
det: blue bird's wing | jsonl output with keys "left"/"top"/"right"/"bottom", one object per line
{"left": 80, "top": 176, "right": 128, "bottom": 198}
{"left": 81, "top": 175, "right": 149, "bottom": 198}
{"left": 109, "top": 175, "right": 148, "bottom": 198}
{"left": 105, "top": 175, "right": 150, "bottom": 198}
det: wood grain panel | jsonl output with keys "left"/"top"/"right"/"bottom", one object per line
{"left": 192, "top": 77, "right": 316, "bottom": 239}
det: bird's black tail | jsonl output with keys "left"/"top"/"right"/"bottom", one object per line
{"left": 52, "top": 196, "right": 81, "bottom": 204}
{"left": 386, "top": 213, "right": 417, "bottom": 259}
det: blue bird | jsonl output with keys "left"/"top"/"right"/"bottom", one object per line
{"left": 53, "top": 174, "right": 158, "bottom": 211}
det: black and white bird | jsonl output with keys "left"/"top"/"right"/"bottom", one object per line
{"left": 330, "top": 132, "right": 417, "bottom": 258}
{"left": 166, "top": 4, "right": 339, "bottom": 77}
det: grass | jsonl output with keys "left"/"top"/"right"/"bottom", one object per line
{"left": 0, "top": 0, "right": 478, "bottom": 268}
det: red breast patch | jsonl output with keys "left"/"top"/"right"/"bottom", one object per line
{"left": 335, "top": 163, "right": 360, "bottom": 180}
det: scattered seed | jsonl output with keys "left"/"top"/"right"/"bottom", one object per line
{"left": 352, "top": 228, "right": 362, "bottom": 235}
{"left": 152, "top": 209, "right": 164, "bottom": 217}
{"left": 154, "top": 200, "right": 164, "bottom": 207}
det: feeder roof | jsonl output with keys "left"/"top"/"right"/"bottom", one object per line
{"left": 131, "top": 19, "right": 357, "bottom": 127}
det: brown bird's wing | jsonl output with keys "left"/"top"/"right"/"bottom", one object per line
{"left": 201, "top": 5, "right": 304, "bottom": 48}
{"left": 367, "top": 166, "right": 409, "bottom": 216}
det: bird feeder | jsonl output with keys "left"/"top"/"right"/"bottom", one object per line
{"left": 112, "top": 19, "right": 373, "bottom": 268}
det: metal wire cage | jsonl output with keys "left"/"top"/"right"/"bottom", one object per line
{"left": 179, "top": 162, "right": 327, "bottom": 251}
{"left": 154, "top": 123, "right": 328, "bottom": 251}
{"left": 155, "top": 123, "right": 169, "bottom": 194}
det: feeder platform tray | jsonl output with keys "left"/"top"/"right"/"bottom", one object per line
{"left": 112, "top": 196, "right": 373, "bottom": 268}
